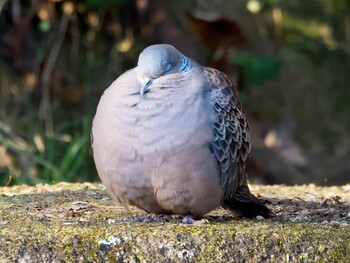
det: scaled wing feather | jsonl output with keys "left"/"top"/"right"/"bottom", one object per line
{"left": 204, "top": 68, "right": 251, "bottom": 200}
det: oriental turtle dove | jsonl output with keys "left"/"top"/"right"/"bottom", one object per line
{"left": 91, "top": 44, "right": 271, "bottom": 219}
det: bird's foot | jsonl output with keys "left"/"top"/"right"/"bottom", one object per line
{"left": 129, "top": 214, "right": 209, "bottom": 224}
{"left": 182, "top": 215, "right": 209, "bottom": 225}
{"left": 131, "top": 213, "right": 175, "bottom": 223}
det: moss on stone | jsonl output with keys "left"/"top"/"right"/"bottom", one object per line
{"left": 0, "top": 183, "right": 349, "bottom": 262}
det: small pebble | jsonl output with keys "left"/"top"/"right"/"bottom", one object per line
{"left": 107, "top": 219, "right": 116, "bottom": 224}
{"left": 0, "top": 221, "right": 9, "bottom": 226}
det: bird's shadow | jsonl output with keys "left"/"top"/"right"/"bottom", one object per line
{"left": 204, "top": 196, "right": 350, "bottom": 225}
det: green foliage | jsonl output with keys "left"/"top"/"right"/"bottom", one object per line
{"left": 0, "top": 116, "right": 95, "bottom": 185}
{"left": 234, "top": 51, "right": 280, "bottom": 89}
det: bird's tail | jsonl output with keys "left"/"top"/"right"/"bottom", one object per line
{"left": 222, "top": 194, "right": 272, "bottom": 218}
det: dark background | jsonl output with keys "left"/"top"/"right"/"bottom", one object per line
{"left": 1, "top": 0, "right": 349, "bottom": 186}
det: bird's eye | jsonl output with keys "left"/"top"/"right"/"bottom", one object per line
{"left": 162, "top": 63, "right": 171, "bottom": 74}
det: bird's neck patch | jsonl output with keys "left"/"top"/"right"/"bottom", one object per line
{"left": 180, "top": 56, "right": 191, "bottom": 73}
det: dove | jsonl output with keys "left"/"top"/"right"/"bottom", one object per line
{"left": 91, "top": 44, "right": 271, "bottom": 221}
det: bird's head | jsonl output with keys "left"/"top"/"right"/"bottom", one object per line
{"left": 136, "top": 44, "right": 191, "bottom": 96}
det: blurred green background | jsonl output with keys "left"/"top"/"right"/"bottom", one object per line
{"left": 0, "top": 0, "right": 349, "bottom": 186}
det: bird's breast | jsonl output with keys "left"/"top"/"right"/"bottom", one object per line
{"left": 92, "top": 70, "right": 222, "bottom": 215}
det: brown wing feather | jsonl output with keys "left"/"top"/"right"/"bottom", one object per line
{"left": 203, "top": 67, "right": 251, "bottom": 200}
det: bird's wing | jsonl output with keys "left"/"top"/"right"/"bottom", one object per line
{"left": 204, "top": 67, "right": 252, "bottom": 200}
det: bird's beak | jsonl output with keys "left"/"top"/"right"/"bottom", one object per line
{"left": 140, "top": 78, "right": 153, "bottom": 96}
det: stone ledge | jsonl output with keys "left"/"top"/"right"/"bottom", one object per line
{"left": 0, "top": 183, "right": 349, "bottom": 262}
